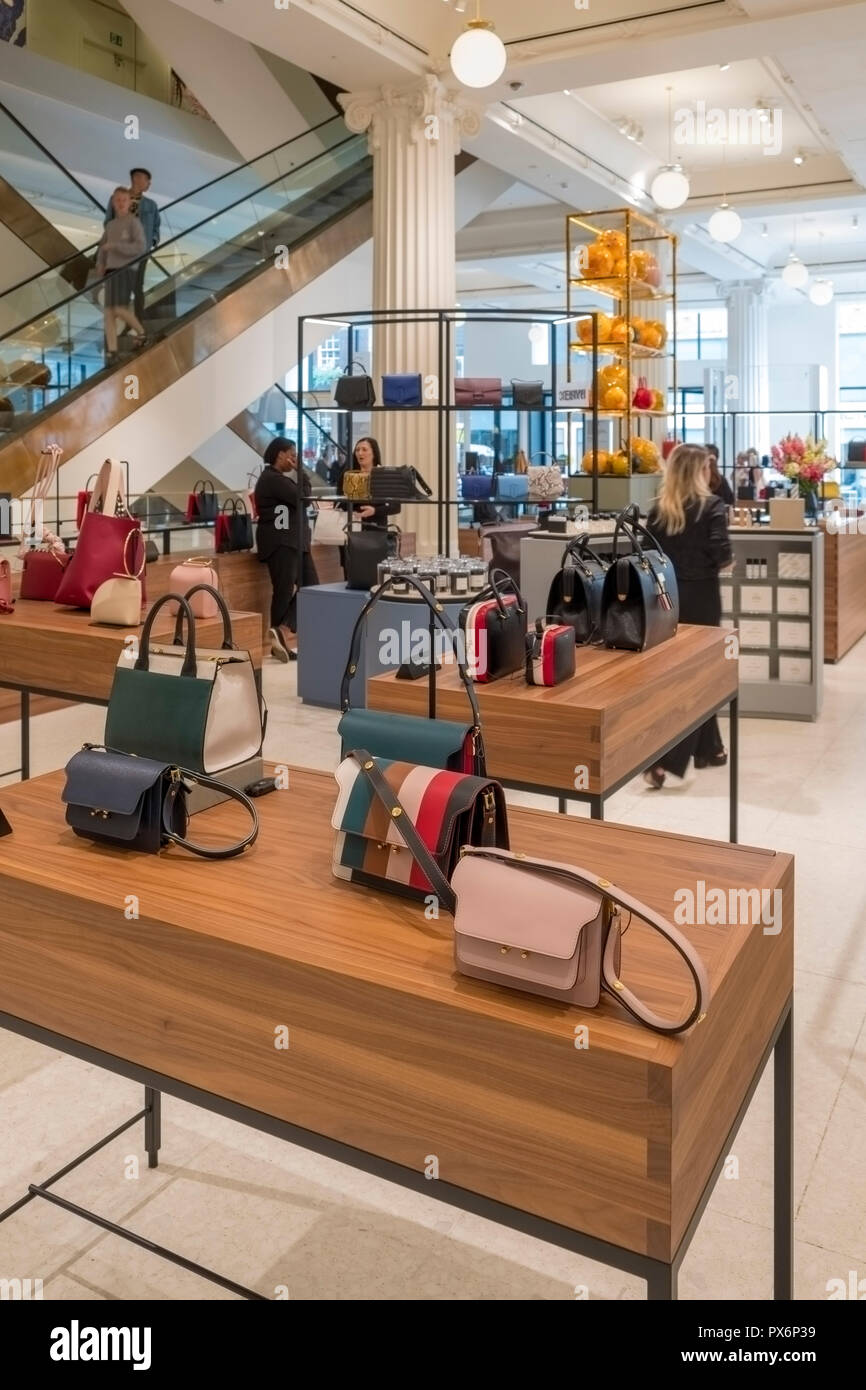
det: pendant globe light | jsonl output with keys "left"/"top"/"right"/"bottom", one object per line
{"left": 781, "top": 221, "right": 809, "bottom": 288}
{"left": 708, "top": 140, "right": 741, "bottom": 242}
{"left": 808, "top": 233, "right": 833, "bottom": 305}
{"left": 450, "top": 1, "right": 507, "bottom": 89}
{"left": 651, "top": 87, "right": 690, "bottom": 210}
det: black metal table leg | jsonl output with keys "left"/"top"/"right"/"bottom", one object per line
{"left": 144, "top": 1086, "right": 161, "bottom": 1170}
{"left": 558, "top": 796, "right": 567, "bottom": 815}
{"left": 20, "top": 690, "right": 30, "bottom": 782}
{"left": 729, "top": 695, "right": 739, "bottom": 844}
{"left": 589, "top": 794, "right": 604, "bottom": 821}
{"left": 647, "top": 1261, "right": 678, "bottom": 1299}
{"left": 774, "top": 1002, "right": 793, "bottom": 1299}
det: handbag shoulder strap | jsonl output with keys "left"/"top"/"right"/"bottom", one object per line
{"left": 460, "top": 848, "right": 708, "bottom": 1034}
{"left": 162, "top": 771, "right": 259, "bottom": 860}
{"left": 411, "top": 467, "right": 433, "bottom": 497}
{"left": 349, "top": 751, "right": 456, "bottom": 913}
{"left": 340, "top": 573, "right": 482, "bottom": 736}
{"left": 343, "top": 360, "right": 369, "bottom": 376}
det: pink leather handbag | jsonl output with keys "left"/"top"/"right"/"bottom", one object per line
{"left": 167, "top": 558, "right": 220, "bottom": 617}
{"left": 0, "top": 557, "right": 12, "bottom": 613}
{"left": 450, "top": 847, "right": 709, "bottom": 1035}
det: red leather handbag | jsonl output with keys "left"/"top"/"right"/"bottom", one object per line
{"left": 20, "top": 548, "right": 70, "bottom": 600}
{"left": 455, "top": 377, "right": 502, "bottom": 408}
{"left": 55, "top": 459, "right": 141, "bottom": 610}
{"left": 75, "top": 472, "right": 98, "bottom": 529}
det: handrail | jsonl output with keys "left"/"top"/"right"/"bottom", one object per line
{"left": 0, "top": 115, "right": 351, "bottom": 303}
{"left": 276, "top": 382, "right": 346, "bottom": 458}
{"left": 0, "top": 130, "right": 366, "bottom": 349}
{"left": 0, "top": 96, "right": 106, "bottom": 214}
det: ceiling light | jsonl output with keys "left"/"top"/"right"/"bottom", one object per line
{"left": 781, "top": 253, "right": 809, "bottom": 289}
{"left": 793, "top": 150, "right": 806, "bottom": 166}
{"left": 708, "top": 201, "right": 742, "bottom": 243}
{"left": 719, "top": 63, "right": 730, "bottom": 71}
{"left": 809, "top": 278, "right": 834, "bottom": 306}
{"left": 761, "top": 223, "right": 769, "bottom": 237}
{"left": 755, "top": 101, "right": 771, "bottom": 124}
{"left": 652, "top": 87, "right": 690, "bottom": 209}
{"left": 651, "top": 164, "right": 689, "bottom": 209}
{"left": 450, "top": 3, "right": 507, "bottom": 89}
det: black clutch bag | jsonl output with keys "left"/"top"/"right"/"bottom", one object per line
{"left": 546, "top": 534, "right": 610, "bottom": 644}
{"left": 511, "top": 379, "right": 544, "bottom": 409}
{"left": 334, "top": 360, "right": 376, "bottom": 410}
{"left": 600, "top": 504, "right": 679, "bottom": 652}
{"left": 61, "top": 745, "right": 259, "bottom": 858}
{"left": 369, "top": 465, "right": 431, "bottom": 501}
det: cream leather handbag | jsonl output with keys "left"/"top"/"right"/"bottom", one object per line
{"left": 90, "top": 530, "right": 145, "bottom": 627}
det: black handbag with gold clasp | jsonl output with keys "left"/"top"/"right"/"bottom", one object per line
{"left": 600, "top": 504, "right": 678, "bottom": 651}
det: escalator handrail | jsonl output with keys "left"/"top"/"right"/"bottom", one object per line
{"left": 0, "top": 114, "right": 351, "bottom": 306}
{"left": 277, "top": 383, "right": 344, "bottom": 458}
{"left": 0, "top": 96, "right": 106, "bottom": 215}
{"left": 0, "top": 131, "right": 368, "bottom": 349}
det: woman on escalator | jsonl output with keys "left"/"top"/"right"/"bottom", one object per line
{"left": 97, "top": 187, "right": 147, "bottom": 364}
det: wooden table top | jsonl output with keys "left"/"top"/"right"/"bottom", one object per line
{"left": 0, "top": 767, "right": 792, "bottom": 1257}
{"left": 369, "top": 625, "right": 738, "bottom": 795}
{"left": 0, "top": 599, "right": 263, "bottom": 701}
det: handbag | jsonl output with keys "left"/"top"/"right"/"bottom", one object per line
{"left": 20, "top": 548, "right": 69, "bottom": 600}
{"left": 185, "top": 480, "right": 218, "bottom": 523}
{"left": 0, "top": 558, "right": 12, "bottom": 613}
{"left": 600, "top": 503, "right": 679, "bottom": 652}
{"left": 546, "top": 535, "right": 610, "bottom": 644}
{"left": 847, "top": 440, "right": 866, "bottom": 463}
{"left": 90, "top": 529, "right": 146, "bottom": 628}
{"left": 215, "top": 498, "right": 253, "bottom": 554}
{"left": 369, "top": 466, "right": 426, "bottom": 501}
{"left": 450, "top": 848, "right": 708, "bottom": 1035}
{"left": 511, "top": 380, "right": 544, "bottom": 409}
{"left": 76, "top": 472, "right": 99, "bottom": 530}
{"left": 55, "top": 459, "right": 141, "bottom": 611}
{"left": 455, "top": 378, "right": 502, "bottom": 408}
{"left": 247, "top": 466, "right": 261, "bottom": 521}
{"left": 461, "top": 474, "right": 492, "bottom": 502}
{"left": 334, "top": 360, "right": 376, "bottom": 410}
{"left": 18, "top": 443, "right": 69, "bottom": 601}
{"left": 345, "top": 526, "right": 392, "bottom": 590}
{"left": 332, "top": 749, "right": 508, "bottom": 907}
{"left": 62, "top": 744, "right": 258, "bottom": 860}
{"left": 337, "top": 572, "right": 486, "bottom": 776}
{"left": 382, "top": 373, "right": 422, "bottom": 408}
{"left": 525, "top": 619, "right": 575, "bottom": 687}
{"left": 342, "top": 470, "right": 371, "bottom": 502}
{"left": 105, "top": 591, "right": 264, "bottom": 775}
{"left": 168, "top": 557, "right": 220, "bottom": 616}
{"left": 528, "top": 464, "right": 564, "bottom": 500}
{"left": 480, "top": 520, "right": 535, "bottom": 590}
{"left": 495, "top": 474, "right": 529, "bottom": 503}
{"left": 313, "top": 503, "right": 347, "bottom": 546}
{"left": 460, "top": 569, "right": 527, "bottom": 683}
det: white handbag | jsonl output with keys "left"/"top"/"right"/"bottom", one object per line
{"left": 105, "top": 589, "right": 264, "bottom": 776}
{"left": 314, "top": 502, "right": 347, "bottom": 546}
{"left": 90, "top": 529, "right": 145, "bottom": 627}
{"left": 528, "top": 464, "right": 565, "bottom": 500}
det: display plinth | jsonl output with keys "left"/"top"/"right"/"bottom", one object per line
{"left": 0, "top": 766, "right": 792, "bottom": 1277}
{"left": 820, "top": 519, "right": 866, "bottom": 662}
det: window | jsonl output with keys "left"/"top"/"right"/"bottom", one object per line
{"left": 667, "top": 307, "right": 727, "bottom": 361}
{"left": 315, "top": 334, "right": 343, "bottom": 376}
{"left": 837, "top": 302, "right": 866, "bottom": 502}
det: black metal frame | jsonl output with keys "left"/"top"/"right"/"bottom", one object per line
{"left": 0, "top": 994, "right": 792, "bottom": 1300}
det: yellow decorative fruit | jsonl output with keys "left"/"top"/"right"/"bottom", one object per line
{"left": 609, "top": 316, "right": 633, "bottom": 343}
{"left": 600, "top": 228, "right": 626, "bottom": 253}
{"left": 640, "top": 322, "right": 664, "bottom": 350}
{"left": 598, "top": 363, "right": 627, "bottom": 389}
{"left": 584, "top": 242, "right": 614, "bottom": 277}
{"left": 610, "top": 451, "right": 630, "bottom": 476}
{"left": 651, "top": 389, "right": 666, "bottom": 412}
{"left": 602, "top": 385, "right": 628, "bottom": 411}
{"left": 612, "top": 257, "right": 628, "bottom": 279}
{"left": 577, "top": 312, "right": 612, "bottom": 343}
{"left": 582, "top": 449, "right": 610, "bottom": 474}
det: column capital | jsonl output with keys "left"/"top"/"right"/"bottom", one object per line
{"left": 723, "top": 278, "right": 768, "bottom": 303}
{"left": 339, "top": 75, "right": 482, "bottom": 153}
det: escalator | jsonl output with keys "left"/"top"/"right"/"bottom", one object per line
{"left": 0, "top": 115, "right": 373, "bottom": 495}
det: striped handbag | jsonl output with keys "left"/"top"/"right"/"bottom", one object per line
{"left": 332, "top": 749, "right": 508, "bottom": 908}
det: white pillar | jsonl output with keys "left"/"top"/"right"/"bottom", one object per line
{"left": 725, "top": 282, "right": 770, "bottom": 458}
{"left": 341, "top": 77, "right": 480, "bottom": 554}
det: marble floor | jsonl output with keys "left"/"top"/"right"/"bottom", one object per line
{"left": 0, "top": 643, "right": 864, "bottom": 1301}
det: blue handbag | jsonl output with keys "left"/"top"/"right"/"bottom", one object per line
{"left": 461, "top": 474, "right": 493, "bottom": 501}
{"left": 496, "top": 474, "right": 529, "bottom": 502}
{"left": 382, "top": 373, "right": 422, "bottom": 408}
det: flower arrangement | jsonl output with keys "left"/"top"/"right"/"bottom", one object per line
{"left": 771, "top": 433, "right": 836, "bottom": 495}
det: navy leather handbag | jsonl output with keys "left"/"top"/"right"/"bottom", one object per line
{"left": 382, "top": 373, "right": 422, "bottom": 408}
{"left": 461, "top": 474, "right": 493, "bottom": 501}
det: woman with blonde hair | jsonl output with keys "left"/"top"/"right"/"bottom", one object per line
{"left": 643, "top": 444, "right": 732, "bottom": 788}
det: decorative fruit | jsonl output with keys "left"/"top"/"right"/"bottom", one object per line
{"left": 629, "top": 249, "right": 650, "bottom": 281}
{"left": 584, "top": 242, "right": 614, "bottom": 277}
{"left": 609, "top": 317, "right": 633, "bottom": 344}
{"left": 629, "top": 436, "right": 661, "bottom": 473}
{"left": 632, "top": 377, "right": 653, "bottom": 410}
{"left": 631, "top": 316, "right": 646, "bottom": 339}
{"left": 644, "top": 255, "right": 662, "bottom": 288}
{"left": 640, "top": 321, "right": 664, "bottom": 350}
{"left": 582, "top": 449, "right": 610, "bottom": 474}
{"left": 577, "top": 313, "right": 612, "bottom": 343}
{"left": 651, "top": 388, "right": 666, "bottom": 412}
{"left": 602, "top": 385, "right": 628, "bottom": 411}
{"left": 612, "top": 257, "right": 628, "bottom": 279}
{"left": 610, "top": 451, "right": 630, "bottom": 477}
{"left": 600, "top": 228, "right": 626, "bottom": 253}
{"left": 598, "top": 362, "right": 627, "bottom": 389}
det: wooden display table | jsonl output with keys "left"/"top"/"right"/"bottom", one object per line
{"left": 0, "top": 600, "right": 262, "bottom": 780}
{"left": 0, "top": 767, "right": 793, "bottom": 1300}
{"left": 821, "top": 521, "right": 866, "bottom": 662}
{"left": 369, "top": 625, "right": 740, "bottom": 840}
{"left": 144, "top": 552, "right": 272, "bottom": 642}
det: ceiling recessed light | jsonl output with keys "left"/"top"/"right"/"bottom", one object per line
{"left": 719, "top": 63, "right": 730, "bottom": 71}
{"left": 793, "top": 150, "right": 806, "bottom": 166}
{"left": 761, "top": 223, "right": 769, "bottom": 237}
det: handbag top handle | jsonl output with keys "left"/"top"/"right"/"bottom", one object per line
{"left": 221, "top": 497, "right": 239, "bottom": 515}
{"left": 195, "top": 479, "right": 216, "bottom": 496}
{"left": 561, "top": 533, "right": 609, "bottom": 573}
{"left": 342, "top": 359, "right": 370, "bottom": 376}
{"left": 136, "top": 593, "right": 197, "bottom": 677}
{"left": 172, "top": 583, "right": 234, "bottom": 649}
{"left": 340, "top": 572, "right": 483, "bottom": 734}
{"left": 473, "top": 567, "right": 526, "bottom": 620}
{"left": 89, "top": 459, "right": 127, "bottom": 518}
{"left": 611, "top": 503, "right": 664, "bottom": 563}
{"left": 120, "top": 527, "right": 146, "bottom": 581}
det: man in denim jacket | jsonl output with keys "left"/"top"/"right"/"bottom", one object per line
{"left": 104, "top": 167, "right": 161, "bottom": 322}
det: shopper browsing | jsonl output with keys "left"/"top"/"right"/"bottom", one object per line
{"left": 643, "top": 445, "right": 733, "bottom": 789}
{"left": 96, "top": 188, "right": 147, "bottom": 363}
{"left": 337, "top": 437, "right": 401, "bottom": 575}
{"left": 706, "top": 444, "right": 734, "bottom": 506}
{"left": 255, "top": 437, "right": 319, "bottom": 663}
{"left": 105, "top": 167, "right": 161, "bottom": 323}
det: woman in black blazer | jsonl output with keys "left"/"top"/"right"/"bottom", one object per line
{"left": 338, "top": 436, "right": 401, "bottom": 574}
{"left": 644, "top": 444, "right": 733, "bottom": 787}
{"left": 254, "top": 437, "right": 319, "bottom": 662}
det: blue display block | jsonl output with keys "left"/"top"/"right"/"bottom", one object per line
{"left": 297, "top": 582, "right": 465, "bottom": 709}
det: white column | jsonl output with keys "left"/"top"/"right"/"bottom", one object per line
{"left": 725, "top": 282, "right": 770, "bottom": 457}
{"left": 341, "top": 77, "right": 480, "bottom": 554}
